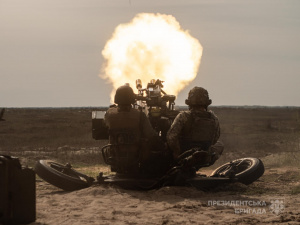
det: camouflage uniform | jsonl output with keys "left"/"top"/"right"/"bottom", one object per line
{"left": 167, "top": 86, "right": 224, "bottom": 166}
{"left": 167, "top": 107, "right": 224, "bottom": 172}
{"left": 104, "top": 105, "right": 157, "bottom": 144}
{"left": 167, "top": 108, "right": 222, "bottom": 158}
{"left": 105, "top": 105, "right": 166, "bottom": 176}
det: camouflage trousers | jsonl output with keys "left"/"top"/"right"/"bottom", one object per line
{"left": 210, "top": 141, "right": 224, "bottom": 163}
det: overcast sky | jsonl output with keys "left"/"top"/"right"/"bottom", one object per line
{"left": 1, "top": 0, "right": 299, "bottom": 107}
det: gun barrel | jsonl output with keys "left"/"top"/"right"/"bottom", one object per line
{"left": 136, "top": 79, "right": 142, "bottom": 89}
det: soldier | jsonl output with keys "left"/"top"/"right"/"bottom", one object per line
{"left": 167, "top": 87, "right": 224, "bottom": 168}
{"left": 104, "top": 85, "right": 166, "bottom": 177}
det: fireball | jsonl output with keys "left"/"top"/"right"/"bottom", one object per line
{"left": 101, "top": 13, "right": 203, "bottom": 102}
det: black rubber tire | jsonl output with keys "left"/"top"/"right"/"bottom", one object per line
{"left": 35, "top": 160, "right": 90, "bottom": 191}
{"left": 210, "top": 158, "right": 264, "bottom": 185}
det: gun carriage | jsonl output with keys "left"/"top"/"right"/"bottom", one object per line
{"left": 35, "top": 79, "right": 265, "bottom": 191}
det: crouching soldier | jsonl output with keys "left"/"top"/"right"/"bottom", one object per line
{"left": 104, "top": 85, "right": 167, "bottom": 177}
{"left": 167, "top": 87, "right": 224, "bottom": 173}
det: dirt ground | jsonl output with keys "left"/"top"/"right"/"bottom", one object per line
{"left": 30, "top": 166, "right": 300, "bottom": 225}
{"left": 1, "top": 107, "right": 299, "bottom": 224}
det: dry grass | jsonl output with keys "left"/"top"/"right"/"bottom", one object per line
{"left": 0, "top": 108, "right": 107, "bottom": 150}
{"left": 262, "top": 152, "right": 300, "bottom": 168}
{"left": 1, "top": 107, "right": 300, "bottom": 169}
{"left": 0, "top": 108, "right": 108, "bottom": 166}
{"left": 291, "top": 185, "right": 300, "bottom": 194}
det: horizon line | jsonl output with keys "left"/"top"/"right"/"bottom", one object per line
{"left": 2, "top": 105, "right": 300, "bottom": 109}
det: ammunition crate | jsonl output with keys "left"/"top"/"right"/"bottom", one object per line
{"left": 92, "top": 111, "right": 109, "bottom": 140}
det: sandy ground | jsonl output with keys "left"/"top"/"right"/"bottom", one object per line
{"left": 30, "top": 167, "right": 300, "bottom": 225}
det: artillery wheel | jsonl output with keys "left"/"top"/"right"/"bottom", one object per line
{"left": 210, "top": 158, "right": 264, "bottom": 185}
{"left": 35, "top": 160, "right": 93, "bottom": 191}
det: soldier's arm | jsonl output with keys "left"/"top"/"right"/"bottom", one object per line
{"left": 166, "top": 112, "right": 188, "bottom": 159}
{"left": 104, "top": 108, "right": 112, "bottom": 127}
{"left": 208, "top": 110, "right": 221, "bottom": 144}
{"left": 140, "top": 112, "right": 157, "bottom": 138}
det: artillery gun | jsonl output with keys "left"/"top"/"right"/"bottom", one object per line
{"left": 134, "top": 79, "right": 179, "bottom": 140}
{"left": 35, "top": 80, "right": 265, "bottom": 191}
{"left": 92, "top": 79, "right": 180, "bottom": 141}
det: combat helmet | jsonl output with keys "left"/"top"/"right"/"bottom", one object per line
{"left": 185, "top": 87, "right": 212, "bottom": 106}
{"left": 114, "top": 85, "right": 136, "bottom": 105}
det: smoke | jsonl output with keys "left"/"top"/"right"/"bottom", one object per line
{"left": 100, "top": 13, "right": 203, "bottom": 102}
